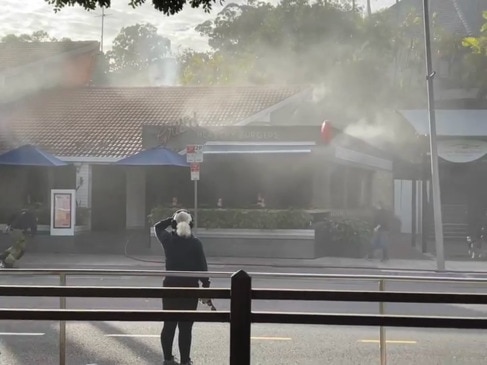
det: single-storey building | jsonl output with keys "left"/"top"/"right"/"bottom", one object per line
{"left": 0, "top": 85, "right": 395, "bottom": 233}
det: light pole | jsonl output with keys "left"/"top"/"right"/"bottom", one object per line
{"left": 422, "top": 0, "right": 445, "bottom": 270}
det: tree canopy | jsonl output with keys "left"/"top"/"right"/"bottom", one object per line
{"left": 44, "top": 0, "right": 221, "bottom": 15}
{"left": 179, "top": 1, "right": 427, "bottom": 119}
{"left": 178, "top": 0, "right": 474, "bottom": 120}
{"left": 461, "top": 11, "right": 487, "bottom": 99}
{"left": 1, "top": 30, "right": 71, "bottom": 43}
{"left": 107, "top": 23, "right": 171, "bottom": 73}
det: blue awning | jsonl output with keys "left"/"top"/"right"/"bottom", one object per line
{"left": 0, "top": 144, "right": 68, "bottom": 167}
{"left": 399, "top": 109, "right": 487, "bottom": 136}
{"left": 199, "top": 142, "right": 315, "bottom": 155}
{"left": 115, "top": 146, "right": 189, "bottom": 167}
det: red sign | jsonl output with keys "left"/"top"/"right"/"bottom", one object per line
{"left": 186, "top": 144, "right": 203, "bottom": 163}
{"left": 190, "top": 163, "right": 200, "bottom": 181}
{"left": 321, "top": 121, "right": 333, "bottom": 144}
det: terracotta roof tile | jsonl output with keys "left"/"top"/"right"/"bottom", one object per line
{"left": 0, "top": 86, "right": 308, "bottom": 158}
{"left": 0, "top": 41, "right": 100, "bottom": 72}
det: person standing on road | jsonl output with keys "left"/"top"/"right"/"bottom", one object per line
{"left": 367, "top": 202, "right": 389, "bottom": 262}
{"left": 0, "top": 207, "right": 37, "bottom": 268}
{"left": 154, "top": 209, "right": 211, "bottom": 365}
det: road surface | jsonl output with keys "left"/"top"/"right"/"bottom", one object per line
{"left": 1, "top": 267, "right": 487, "bottom": 364}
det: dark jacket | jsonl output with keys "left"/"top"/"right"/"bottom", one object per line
{"left": 8, "top": 209, "right": 37, "bottom": 235}
{"left": 374, "top": 208, "right": 389, "bottom": 232}
{"left": 154, "top": 217, "right": 210, "bottom": 288}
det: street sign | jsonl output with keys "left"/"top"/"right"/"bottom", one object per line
{"left": 190, "top": 163, "right": 200, "bottom": 181}
{"left": 186, "top": 144, "right": 204, "bottom": 163}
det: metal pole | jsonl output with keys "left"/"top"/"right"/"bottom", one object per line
{"left": 194, "top": 180, "right": 198, "bottom": 232}
{"left": 422, "top": 0, "right": 445, "bottom": 270}
{"left": 421, "top": 178, "right": 428, "bottom": 253}
{"left": 230, "top": 270, "right": 252, "bottom": 365}
{"left": 59, "top": 273, "right": 67, "bottom": 365}
{"left": 100, "top": 7, "right": 104, "bottom": 53}
{"left": 379, "top": 279, "right": 386, "bottom": 365}
{"left": 412, "top": 180, "right": 417, "bottom": 247}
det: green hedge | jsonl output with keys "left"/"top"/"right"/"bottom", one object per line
{"left": 319, "top": 217, "right": 373, "bottom": 246}
{"left": 314, "top": 217, "right": 373, "bottom": 257}
{"left": 148, "top": 207, "right": 313, "bottom": 229}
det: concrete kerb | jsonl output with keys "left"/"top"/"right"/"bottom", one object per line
{"left": 9, "top": 253, "right": 487, "bottom": 274}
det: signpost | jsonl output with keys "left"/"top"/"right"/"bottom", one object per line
{"left": 187, "top": 145, "right": 203, "bottom": 230}
{"left": 186, "top": 144, "right": 203, "bottom": 163}
{"left": 423, "top": 0, "right": 445, "bottom": 270}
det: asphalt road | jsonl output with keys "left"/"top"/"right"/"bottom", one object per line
{"left": 1, "top": 270, "right": 487, "bottom": 364}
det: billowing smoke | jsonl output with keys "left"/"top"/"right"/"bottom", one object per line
{"left": 148, "top": 57, "right": 180, "bottom": 86}
{"left": 344, "top": 118, "right": 394, "bottom": 144}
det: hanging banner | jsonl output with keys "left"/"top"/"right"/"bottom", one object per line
{"left": 437, "top": 139, "right": 487, "bottom": 163}
{"left": 50, "top": 189, "right": 76, "bottom": 236}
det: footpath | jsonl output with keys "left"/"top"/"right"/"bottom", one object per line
{"left": 12, "top": 252, "right": 487, "bottom": 273}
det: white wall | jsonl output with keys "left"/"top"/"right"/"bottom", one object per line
{"left": 394, "top": 179, "right": 422, "bottom": 234}
{"left": 372, "top": 170, "right": 393, "bottom": 209}
{"left": 126, "top": 167, "right": 146, "bottom": 229}
{"left": 76, "top": 164, "right": 92, "bottom": 208}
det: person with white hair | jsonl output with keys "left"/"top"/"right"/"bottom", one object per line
{"left": 154, "top": 209, "right": 210, "bottom": 365}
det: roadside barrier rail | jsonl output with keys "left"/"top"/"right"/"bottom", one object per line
{"left": 1, "top": 268, "right": 487, "bottom": 365}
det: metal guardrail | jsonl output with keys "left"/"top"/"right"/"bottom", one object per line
{"left": 1, "top": 269, "right": 487, "bottom": 365}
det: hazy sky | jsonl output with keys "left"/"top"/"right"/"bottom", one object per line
{"left": 1, "top": 0, "right": 396, "bottom": 52}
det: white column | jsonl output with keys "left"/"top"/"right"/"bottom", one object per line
{"left": 394, "top": 179, "right": 412, "bottom": 234}
{"left": 75, "top": 164, "right": 92, "bottom": 229}
{"left": 76, "top": 164, "right": 92, "bottom": 208}
{"left": 126, "top": 167, "right": 146, "bottom": 229}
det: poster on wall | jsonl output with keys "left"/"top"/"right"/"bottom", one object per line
{"left": 53, "top": 193, "right": 72, "bottom": 228}
{"left": 50, "top": 189, "right": 76, "bottom": 236}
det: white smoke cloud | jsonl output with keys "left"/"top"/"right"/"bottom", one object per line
{"left": 311, "top": 84, "right": 330, "bottom": 103}
{"left": 344, "top": 117, "right": 396, "bottom": 147}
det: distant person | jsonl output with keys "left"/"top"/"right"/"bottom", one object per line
{"left": 1, "top": 207, "right": 37, "bottom": 268}
{"left": 256, "top": 193, "right": 266, "bottom": 208}
{"left": 367, "top": 202, "right": 389, "bottom": 261}
{"left": 217, "top": 197, "right": 223, "bottom": 209}
{"left": 171, "top": 196, "right": 180, "bottom": 208}
{"left": 154, "top": 209, "right": 211, "bottom": 365}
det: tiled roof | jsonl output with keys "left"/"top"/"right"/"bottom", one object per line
{"left": 0, "top": 86, "right": 308, "bottom": 158}
{"left": 388, "top": 0, "right": 487, "bottom": 36}
{"left": 0, "top": 41, "right": 100, "bottom": 72}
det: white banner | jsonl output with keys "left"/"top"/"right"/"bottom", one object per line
{"left": 437, "top": 139, "right": 487, "bottom": 163}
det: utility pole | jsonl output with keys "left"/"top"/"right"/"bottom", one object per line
{"left": 366, "top": 0, "right": 371, "bottom": 16}
{"left": 96, "top": 7, "right": 111, "bottom": 53}
{"left": 422, "top": 0, "right": 445, "bottom": 270}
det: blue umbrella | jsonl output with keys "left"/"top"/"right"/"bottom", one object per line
{"left": 0, "top": 144, "right": 67, "bottom": 167}
{"left": 115, "top": 146, "right": 189, "bottom": 167}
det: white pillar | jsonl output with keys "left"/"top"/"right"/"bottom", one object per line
{"left": 75, "top": 164, "right": 92, "bottom": 229}
{"left": 76, "top": 164, "right": 92, "bottom": 208}
{"left": 126, "top": 167, "right": 146, "bottom": 229}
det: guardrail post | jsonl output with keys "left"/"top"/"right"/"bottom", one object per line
{"left": 59, "top": 273, "right": 67, "bottom": 365}
{"left": 230, "top": 270, "right": 252, "bottom": 365}
{"left": 379, "top": 279, "right": 386, "bottom": 365}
